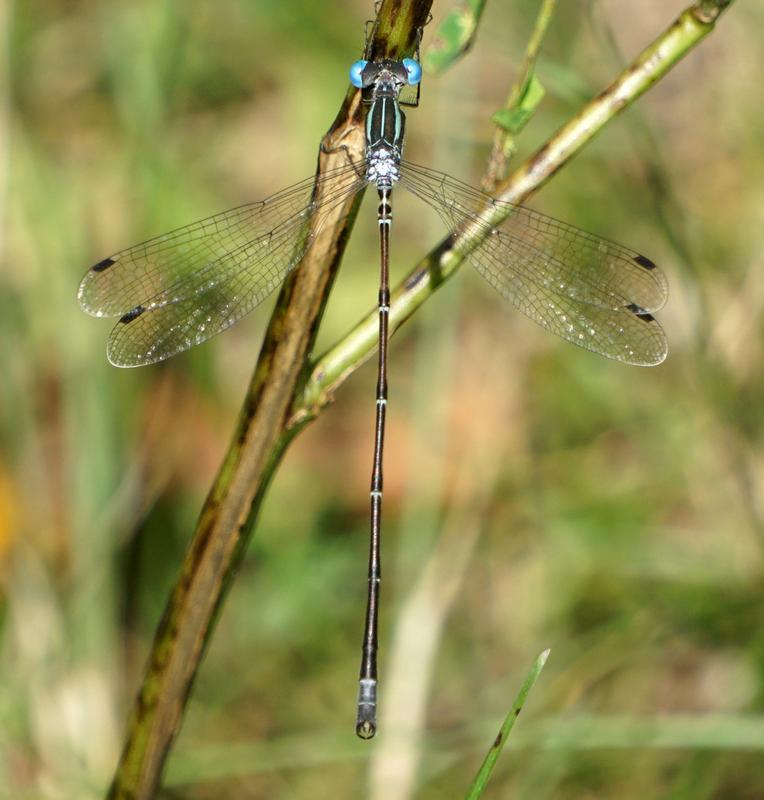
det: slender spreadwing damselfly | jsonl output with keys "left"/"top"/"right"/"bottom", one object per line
{"left": 78, "top": 55, "right": 668, "bottom": 740}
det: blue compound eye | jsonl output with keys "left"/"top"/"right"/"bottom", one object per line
{"left": 349, "top": 60, "right": 368, "bottom": 88}
{"left": 402, "top": 58, "right": 422, "bottom": 86}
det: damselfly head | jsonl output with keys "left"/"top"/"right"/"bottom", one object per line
{"left": 349, "top": 58, "right": 421, "bottom": 92}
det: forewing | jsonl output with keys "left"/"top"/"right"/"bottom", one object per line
{"left": 78, "top": 163, "right": 364, "bottom": 318}
{"left": 103, "top": 166, "right": 365, "bottom": 367}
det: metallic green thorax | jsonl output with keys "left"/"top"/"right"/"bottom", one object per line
{"left": 361, "top": 60, "right": 409, "bottom": 187}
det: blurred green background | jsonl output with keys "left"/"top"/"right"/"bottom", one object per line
{"left": 2, "top": 0, "right": 764, "bottom": 797}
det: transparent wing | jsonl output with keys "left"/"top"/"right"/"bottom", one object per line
{"left": 78, "top": 164, "right": 365, "bottom": 367}
{"left": 400, "top": 161, "right": 668, "bottom": 366}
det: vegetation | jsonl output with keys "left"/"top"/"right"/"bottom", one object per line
{"left": 1, "top": 1, "right": 760, "bottom": 798}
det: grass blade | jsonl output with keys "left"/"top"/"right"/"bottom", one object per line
{"left": 464, "top": 649, "right": 551, "bottom": 800}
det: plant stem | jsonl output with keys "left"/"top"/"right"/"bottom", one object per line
{"left": 107, "top": 1, "right": 734, "bottom": 796}
{"left": 293, "top": 0, "right": 735, "bottom": 423}
{"left": 106, "top": 3, "right": 432, "bottom": 798}
{"left": 482, "top": 0, "right": 557, "bottom": 191}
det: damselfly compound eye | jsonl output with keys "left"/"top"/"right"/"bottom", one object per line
{"left": 402, "top": 58, "right": 422, "bottom": 85}
{"left": 349, "top": 60, "right": 368, "bottom": 88}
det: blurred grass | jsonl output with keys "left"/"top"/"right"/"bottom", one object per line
{"left": 2, "top": 0, "right": 764, "bottom": 798}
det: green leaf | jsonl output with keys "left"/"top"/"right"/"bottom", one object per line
{"left": 422, "top": 0, "right": 487, "bottom": 75}
{"left": 464, "top": 649, "right": 550, "bottom": 799}
{"left": 491, "top": 73, "right": 546, "bottom": 134}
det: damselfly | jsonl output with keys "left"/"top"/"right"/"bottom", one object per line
{"left": 78, "top": 56, "right": 668, "bottom": 740}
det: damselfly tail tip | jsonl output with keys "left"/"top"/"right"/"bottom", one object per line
{"left": 355, "top": 716, "right": 376, "bottom": 740}
{"left": 355, "top": 677, "right": 377, "bottom": 740}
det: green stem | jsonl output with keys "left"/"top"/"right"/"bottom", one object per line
{"left": 482, "top": 0, "right": 557, "bottom": 191}
{"left": 294, "top": 0, "right": 735, "bottom": 422}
